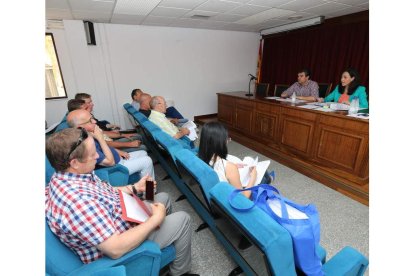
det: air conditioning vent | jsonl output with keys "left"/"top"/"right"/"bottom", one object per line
{"left": 191, "top": 14, "right": 211, "bottom": 20}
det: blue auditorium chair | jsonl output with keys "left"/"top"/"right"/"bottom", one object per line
{"left": 209, "top": 182, "right": 369, "bottom": 276}
{"left": 46, "top": 218, "right": 175, "bottom": 276}
{"left": 45, "top": 156, "right": 176, "bottom": 276}
{"left": 46, "top": 156, "right": 129, "bottom": 187}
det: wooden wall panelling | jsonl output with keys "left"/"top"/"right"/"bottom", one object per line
{"left": 217, "top": 95, "right": 235, "bottom": 126}
{"left": 280, "top": 107, "right": 317, "bottom": 159}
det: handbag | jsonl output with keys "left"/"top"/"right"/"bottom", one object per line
{"left": 229, "top": 184, "right": 323, "bottom": 276}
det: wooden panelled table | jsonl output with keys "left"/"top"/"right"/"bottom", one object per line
{"left": 217, "top": 91, "right": 369, "bottom": 205}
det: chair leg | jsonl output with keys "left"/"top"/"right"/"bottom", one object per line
{"left": 228, "top": 266, "right": 243, "bottom": 276}
{"left": 162, "top": 175, "right": 171, "bottom": 180}
{"left": 195, "top": 222, "right": 209, "bottom": 232}
{"left": 175, "top": 194, "right": 186, "bottom": 202}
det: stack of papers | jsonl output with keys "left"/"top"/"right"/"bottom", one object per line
{"left": 297, "top": 104, "right": 320, "bottom": 110}
{"left": 226, "top": 154, "right": 270, "bottom": 187}
{"left": 264, "top": 96, "right": 306, "bottom": 103}
{"left": 181, "top": 120, "right": 198, "bottom": 141}
{"left": 347, "top": 113, "right": 369, "bottom": 119}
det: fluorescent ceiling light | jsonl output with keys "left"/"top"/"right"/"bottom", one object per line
{"left": 260, "top": 16, "right": 324, "bottom": 35}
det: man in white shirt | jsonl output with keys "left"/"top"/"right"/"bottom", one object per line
{"left": 149, "top": 96, "right": 190, "bottom": 139}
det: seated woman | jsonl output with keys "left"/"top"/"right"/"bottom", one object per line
{"left": 198, "top": 121, "right": 274, "bottom": 198}
{"left": 318, "top": 68, "right": 368, "bottom": 108}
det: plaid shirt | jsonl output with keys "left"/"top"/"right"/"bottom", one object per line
{"left": 149, "top": 110, "right": 179, "bottom": 137}
{"left": 45, "top": 171, "right": 134, "bottom": 264}
{"left": 284, "top": 80, "right": 319, "bottom": 99}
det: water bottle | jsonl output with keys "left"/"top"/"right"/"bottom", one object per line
{"left": 348, "top": 98, "right": 358, "bottom": 115}
{"left": 291, "top": 91, "right": 297, "bottom": 102}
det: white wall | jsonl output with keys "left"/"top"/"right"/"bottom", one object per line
{"left": 46, "top": 20, "right": 260, "bottom": 129}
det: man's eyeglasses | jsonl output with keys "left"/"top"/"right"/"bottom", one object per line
{"left": 79, "top": 116, "right": 95, "bottom": 125}
{"left": 66, "top": 128, "right": 88, "bottom": 161}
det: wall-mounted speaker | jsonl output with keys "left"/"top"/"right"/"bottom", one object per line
{"left": 83, "top": 21, "right": 96, "bottom": 46}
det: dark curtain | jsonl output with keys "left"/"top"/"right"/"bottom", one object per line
{"left": 261, "top": 12, "right": 369, "bottom": 94}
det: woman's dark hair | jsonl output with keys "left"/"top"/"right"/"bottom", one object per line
{"left": 338, "top": 68, "right": 361, "bottom": 95}
{"left": 198, "top": 121, "right": 228, "bottom": 166}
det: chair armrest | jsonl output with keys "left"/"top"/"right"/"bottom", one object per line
{"left": 209, "top": 182, "right": 296, "bottom": 276}
{"left": 95, "top": 164, "right": 130, "bottom": 186}
{"left": 68, "top": 241, "right": 162, "bottom": 276}
{"left": 90, "top": 265, "right": 126, "bottom": 276}
{"left": 322, "top": 246, "right": 369, "bottom": 276}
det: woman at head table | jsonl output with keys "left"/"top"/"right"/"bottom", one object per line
{"left": 318, "top": 68, "right": 369, "bottom": 108}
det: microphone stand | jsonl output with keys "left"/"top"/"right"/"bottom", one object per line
{"left": 246, "top": 77, "right": 255, "bottom": 97}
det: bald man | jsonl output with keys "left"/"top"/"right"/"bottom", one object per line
{"left": 149, "top": 96, "right": 190, "bottom": 140}
{"left": 67, "top": 109, "right": 154, "bottom": 178}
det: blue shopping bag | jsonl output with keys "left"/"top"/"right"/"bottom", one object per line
{"left": 229, "top": 184, "right": 323, "bottom": 276}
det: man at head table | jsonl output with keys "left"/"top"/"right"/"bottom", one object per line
{"left": 281, "top": 68, "right": 319, "bottom": 101}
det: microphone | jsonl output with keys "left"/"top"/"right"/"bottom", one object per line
{"left": 248, "top": 74, "right": 257, "bottom": 80}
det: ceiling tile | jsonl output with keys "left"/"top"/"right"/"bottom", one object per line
{"left": 46, "top": 8, "right": 74, "bottom": 20}
{"left": 279, "top": 0, "right": 326, "bottom": 12}
{"left": 248, "top": 0, "right": 293, "bottom": 8}
{"left": 110, "top": 14, "right": 146, "bottom": 24}
{"left": 236, "top": 8, "right": 295, "bottom": 24}
{"left": 324, "top": 6, "right": 366, "bottom": 18}
{"left": 183, "top": 10, "right": 219, "bottom": 18}
{"left": 158, "top": 0, "right": 207, "bottom": 9}
{"left": 225, "top": 0, "right": 250, "bottom": 3}
{"left": 254, "top": 18, "right": 289, "bottom": 29}
{"left": 72, "top": 10, "right": 112, "bottom": 22}
{"left": 329, "top": 0, "right": 368, "bottom": 6}
{"left": 168, "top": 18, "right": 204, "bottom": 28}
{"left": 150, "top": 6, "right": 190, "bottom": 17}
{"left": 142, "top": 15, "right": 176, "bottom": 24}
{"left": 224, "top": 23, "right": 257, "bottom": 32}
{"left": 210, "top": 13, "right": 246, "bottom": 22}
{"left": 357, "top": 2, "right": 368, "bottom": 9}
{"left": 230, "top": 4, "right": 271, "bottom": 16}
{"left": 114, "top": 0, "right": 162, "bottom": 15}
{"left": 276, "top": 11, "right": 314, "bottom": 20}
{"left": 46, "top": 0, "right": 70, "bottom": 10}
{"left": 303, "top": 2, "right": 350, "bottom": 14}
{"left": 196, "top": 0, "right": 242, "bottom": 13}
{"left": 69, "top": 0, "right": 115, "bottom": 12}
{"left": 198, "top": 20, "right": 230, "bottom": 28}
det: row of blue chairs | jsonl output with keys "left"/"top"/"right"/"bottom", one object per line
{"left": 124, "top": 103, "right": 369, "bottom": 276}
{"left": 45, "top": 115, "right": 176, "bottom": 275}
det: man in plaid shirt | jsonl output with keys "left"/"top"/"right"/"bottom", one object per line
{"left": 281, "top": 68, "right": 319, "bottom": 101}
{"left": 45, "top": 128, "right": 198, "bottom": 276}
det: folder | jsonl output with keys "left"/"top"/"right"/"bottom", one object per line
{"left": 118, "top": 190, "right": 152, "bottom": 224}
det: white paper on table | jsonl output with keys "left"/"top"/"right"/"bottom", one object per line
{"left": 297, "top": 104, "right": 320, "bottom": 110}
{"left": 273, "top": 97, "right": 306, "bottom": 103}
{"left": 347, "top": 113, "right": 369, "bottom": 119}
{"left": 314, "top": 107, "right": 336, "bottom": 112}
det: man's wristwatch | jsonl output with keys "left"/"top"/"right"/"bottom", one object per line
{"left": 131, "top": 185, "right": 144, "bottom": 199}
